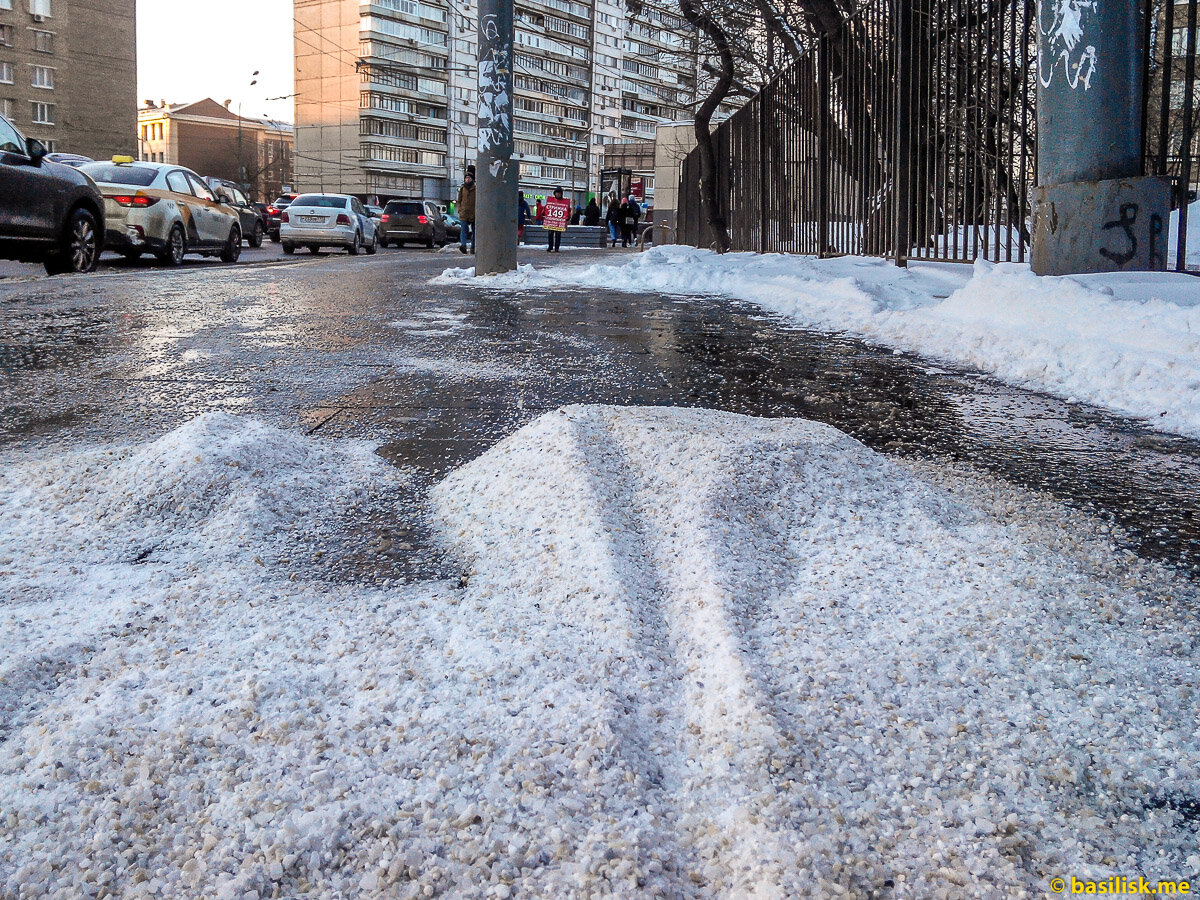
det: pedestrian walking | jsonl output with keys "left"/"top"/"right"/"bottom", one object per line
{"left": 605, "top": 194, "right": 621, "bottom": 247}
{"left": 535, "top": 198, "right": 545, "bottom": 225}
{"left": 518, "top": 191, "right": 531, "bottom": 244}
{"left": 545, "top": 187, "right": 568, "bottom": 253}
{"left": 457, "top": 167, "right": 476, "bottom": 254}
{"left": 620, "top": 195, "right": 641, "bottom": 247}
{"left": 583, "top": 197, "right": 601, "bottom": 227}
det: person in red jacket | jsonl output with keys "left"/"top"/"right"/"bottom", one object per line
{"left": 535, "top": 198, "right": 545, "bottom": 225}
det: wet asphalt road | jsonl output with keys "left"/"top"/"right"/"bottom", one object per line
{"left": 2, "top": 244, "right": 1199, "bottom": 581}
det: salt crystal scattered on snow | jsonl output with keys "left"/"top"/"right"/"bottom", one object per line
{"left": 1, "top": 407, "right": 1196, "bottom": 898}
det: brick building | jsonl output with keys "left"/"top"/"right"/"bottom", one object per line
{"left": 0, "top": 0, "right": 136, "bottom": 158}
{"left": 137, "top": 99, "right": 295, "bottom": 203}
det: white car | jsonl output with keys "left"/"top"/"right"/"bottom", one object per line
{"left": 280, "top": 194, "right": 377, "bottom": 255}
{"left": 79, "top": 157, "right": 242, "bottom": 266}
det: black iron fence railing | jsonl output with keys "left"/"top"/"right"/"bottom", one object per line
{"left": 677, "top": 0, "right": 1199, "bottom": 271}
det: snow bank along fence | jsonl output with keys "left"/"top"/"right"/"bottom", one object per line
{"left": 677, "top": 0, "right": 1200, "bottom": 271}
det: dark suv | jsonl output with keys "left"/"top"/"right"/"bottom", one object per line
{"left": 0, "top": 115, "right": 105, "bottom": 275}
{"left": 209, "top": 179, "right": 266, "bottom": 247}
{"left": 378, "top": 199, "right": 447, "bottom": 248}
{"left": 267, "top": 194, "right": 299, "bottom": 242}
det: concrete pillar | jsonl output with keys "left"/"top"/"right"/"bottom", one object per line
{"left": 1032, "top": 0, "right": 1169, "bottom": 275}
{"left": 475, "top": 0, "right": 518, "bottom": 275}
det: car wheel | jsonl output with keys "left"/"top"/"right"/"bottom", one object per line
{"left": 282, "top": 242, "right": 295, "bottom": 255}
{"left": 44, "top": 207, "right": 101, "bottom": 275}
{"left": 378, "top": 235, "right": 389, "bottom": 248}
{"left": 269, "top": 231, "right": 280, "bottom": 243}
{"left": 249, "top": 221, "right": 264, "bottom": 248}
{"left": 365, "top": 233, "right": 377, "bottom": 255}
{"left": 122, "top": 250, "right": 141, "bottom": 262}
{"left": 156, "top": 224, "right": 186, "bottom": 266}
{"left": 307, "top": 244, "right": 320, "bottom": 254}
{"left": 220, "top": 226, "right": 242, "bottom": 263}
{"left": 396, "top": 240, "right": 405, "bottom": 248}
{"left": 348, "top": 231, "right": 362, "bottom": 255}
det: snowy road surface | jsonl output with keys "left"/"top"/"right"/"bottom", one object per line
{"left": 1, "top": 249, "right": 1199, "bottom": 897}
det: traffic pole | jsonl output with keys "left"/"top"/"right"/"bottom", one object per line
{"left": 476, "top": 0, "right": 518, "bottom": 274}
{"left": 1032, "top": 0, "right": 1169, "bottom": 274}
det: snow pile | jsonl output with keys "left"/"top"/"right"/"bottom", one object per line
{"left": 1169, "top": 199, "right": 1200, "bottom": 269}
{"left": 437, "top": 247, "right": 1200, "bottom": 437}
{"left": 2, "top": 408, "right": 1199, "bottom": 898}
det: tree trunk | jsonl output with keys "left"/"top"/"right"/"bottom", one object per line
{"left": 679, "top": 0, "right": 736, "bottom": 252}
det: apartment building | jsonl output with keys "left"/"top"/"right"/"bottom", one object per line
{"left": 0, "top": 0, "right": 136, "bottom": 158}
{"left": 137, "top": 99, "right": 295, "bottom": 202}
{"left": 295, "top": 0, "right": 697, "bottom": 205}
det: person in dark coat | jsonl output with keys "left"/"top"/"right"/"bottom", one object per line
{"left": 620, "top": 195, "right": 642, "bottom": 247}
{"left": 605, "top": 195, "right": 621, "bottom": 247}
{"left": 583, "top": 197, "right": 601, "bottom": 227}
{"left": 518, "top": 191, "right": 531, "bottom": 244}
{"left": 546, "top": 187, "right": 565, "bottom": 253}
{"left": 456, "top": 167, "right": 476, "bottom": 254}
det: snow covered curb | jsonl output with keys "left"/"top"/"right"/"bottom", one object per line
{"left": 2, "top": 408, "right": 1197, "bottom": 898}
{"left": 435, "top": 247, "right": 1200, "bottom": 438}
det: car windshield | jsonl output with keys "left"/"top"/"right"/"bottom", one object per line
{"left": 292, "top": 195, "right": 347, "bottom": 209}
{"left": 385, "top": 202, "right": 424, "bottom": 215}
{"left": 79, "top": 163, "right": 158, "bottom": 186}
{"left": 272, "top": 198, "right": 293, "bottom": 207}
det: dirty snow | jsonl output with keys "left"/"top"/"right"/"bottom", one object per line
{"left": 437, "top": 247, "right": 1200, "bottom": 437}
{"left": 1, "top": 408, "right": 1198, "bottom": 898}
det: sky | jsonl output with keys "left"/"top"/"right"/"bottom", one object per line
{"left": 136, "top": 0, "right": 295, "bottom": 123}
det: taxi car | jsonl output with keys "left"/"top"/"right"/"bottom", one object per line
{"left": 78, "top": 157, "right": 243, "bottom": 266}
{"left": 280, "top": 193, "right": 377, "bottom": 255}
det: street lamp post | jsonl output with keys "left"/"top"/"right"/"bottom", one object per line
{"left": 236, "top": 71, "right": 260, "bottom": 193}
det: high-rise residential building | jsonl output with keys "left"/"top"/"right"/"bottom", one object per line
{"left": 0, "top": 0, "right": 136, "bottom": 158}
{"left": 294, "top": 0, "right": 697, "bottom": 206}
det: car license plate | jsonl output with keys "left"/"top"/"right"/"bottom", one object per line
{"left": 301, "top": 215, "right": 324, "bottom": 224}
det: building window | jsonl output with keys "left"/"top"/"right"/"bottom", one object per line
{"left": 0, "top": 0, "right": 11, "bottom": 10}
{"left": 31, "top": 30, "right": 52, "bottom": 53}
{"left": 1, "top": 98, "right": 13, "bottom": 119}
{"left": 28, "top": 0, "right": 50, "bottom": 16}
{"left": 0, "top": 62, "right": 12, "bottom": 84}
{"left": 0, "top": 24, "right": 14, "bottom": 46}
{"left": 31, "top": 65, "right": 53, "bottom": 88}
{"left": 31, "top": 100, "right": 53, "bottom": 124}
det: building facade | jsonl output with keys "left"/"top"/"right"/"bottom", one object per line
{"left": 0, "top": 0, "right": 136, "bottom": 158}
{"left": 295, "top": 0, "right": 698, "bottom": 206}
{"left": 137, "top": 99, "right": 295, "bottom": 203}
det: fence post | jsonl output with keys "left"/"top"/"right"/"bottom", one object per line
{"left": 893, "top": 0, "right": 913, "bottom": 266}
{"left": 759, "top": 98, "right": 768, "bottom": 254}
{"left": 816, "top": 35, "right": 830, "bottom": 257}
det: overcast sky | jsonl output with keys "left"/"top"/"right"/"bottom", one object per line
{"left": 136, "top": 0, "right": 295, "bottom": 123}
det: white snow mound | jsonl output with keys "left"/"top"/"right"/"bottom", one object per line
{"left": 1, "top": 408, "right": 1197, "bottom": 899}
{"left": 434, "top": 404, "right": 1200, "bottom": 897}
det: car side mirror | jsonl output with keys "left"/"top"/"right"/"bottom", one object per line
{"left": 25, "top": 138, "right": 46, "bottom": 165}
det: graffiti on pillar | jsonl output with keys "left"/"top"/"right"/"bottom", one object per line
{"left": 478, "top": 13, "right": 512, "bottom": 176}
{"left": 1038, "top": 0, "right": 1098, "bottom": 90}
{"left": 1099, "top": 203, "right": 1138, "bottom": 267}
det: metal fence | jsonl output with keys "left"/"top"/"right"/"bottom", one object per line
{"left": 678, "top": 0, "right": 1199, "bottom": 270}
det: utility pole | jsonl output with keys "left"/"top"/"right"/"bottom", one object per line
{"left": 1031, "top": 0, "right": 1168, "bottom": 274}
{"left": 476, "top": 0, "right": 518, "bottom": 274}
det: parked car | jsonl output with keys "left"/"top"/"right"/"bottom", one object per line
{"left": 79, "top": 157, "right": 243, "bottom": 266}
{"left": 0, "top": 114, "right": 105, "bottom": 275}
{"left": 266, "top": 194, "right": 298, "bottom": 242}
{"left": 377, "top": 199, "right": 447, "bottom": 248}
{"left": 441, "top": 211, "right": 463, "bottom": 243}
{"left": 207, "top": 178, "right": 267, "bottom": 247}
{"left": 279, "top": 193, "right": 377, "bottom": 255}
{"left": 366, "top": 204, "right": 384, "bottom": 220}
